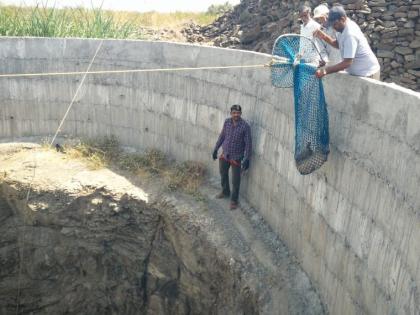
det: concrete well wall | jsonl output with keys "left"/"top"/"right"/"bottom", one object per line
{"left": 0, "top": 37, "right": 419, "bottom": 314}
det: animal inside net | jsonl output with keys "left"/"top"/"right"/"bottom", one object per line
{"left": 271, "top": 34, "right": 329, "bottom": 175}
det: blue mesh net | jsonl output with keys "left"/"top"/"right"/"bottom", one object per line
{"left": 271, "top": 34, "right": 329, "bottom": 175}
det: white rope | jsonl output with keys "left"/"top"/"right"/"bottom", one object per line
{"left": 50, "top": 40, "right": 104, "bottom": 146}
{"left": 0, "top": 63, "right": 268, "bottom": 79}
{"left": 14, "top": 40, "right": 104, "bottom": 314}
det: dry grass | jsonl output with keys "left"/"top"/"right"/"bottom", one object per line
{"left": 59, "top": 136, "right": 207, "bottom": 198}
{"left": 114, "top": 11, "right": 219, "bottom": 28}
{"left": 61, "top": 136, "right": 119, "bottom": 170}
{"left": 118, "top": 149, "right": 168, "bottom": 174}
{"left": 166, "top": 162, "right": 206, "bottom": 194}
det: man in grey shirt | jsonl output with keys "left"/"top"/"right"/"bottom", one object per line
{"left": 313, "top": 6, "right": 380, "bottom": 80}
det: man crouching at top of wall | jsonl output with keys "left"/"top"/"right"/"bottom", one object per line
{"left": 313, "top": 5, "right": 380, "bottom": 80}
{"left": 212, "top": 105, "right": 252, "bottom": 210}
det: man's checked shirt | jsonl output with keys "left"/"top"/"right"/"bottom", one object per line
{"left": 214, "top": 118, "right": 252, "bottom": 161}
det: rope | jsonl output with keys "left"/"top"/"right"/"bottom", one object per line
{"left": 14, "top": 40, "right": 104, "bottom": 315}
{"left": 0, "top": 64, "right": 268, "bottom": 79}
{"left": 50, "top": 40, "right": 104, "bottom": 146}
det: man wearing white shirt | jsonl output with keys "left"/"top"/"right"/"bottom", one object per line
{"left": 299, "top": 5, "right": 321, "bottom": 40}
{"left": 298, "top": 5, "right": 323, "bottom": 66}
{"left": 314, "top": 6, "right": 380, "bottom": 80}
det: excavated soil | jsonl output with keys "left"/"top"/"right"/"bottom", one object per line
{"left": 0, "top": 143, "right": 325, "bottom": 315}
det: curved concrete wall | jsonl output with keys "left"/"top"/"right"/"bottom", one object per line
{"left": 0, "top": 37, "right": 419, "bottom": 314}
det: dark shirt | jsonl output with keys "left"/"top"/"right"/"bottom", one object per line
{"left": 214, "top": 118, "right": 252, "bottom": 161}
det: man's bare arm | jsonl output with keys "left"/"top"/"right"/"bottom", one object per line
{"left": 326, "top": 58, "right": 353, "bottom": 73}
{"left": 315, "top": 58, "right": 353, "bottom": 78}
{"left": 313, "top": 30, "right": 339, "bottom": 49}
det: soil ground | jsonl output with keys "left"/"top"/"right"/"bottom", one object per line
{"left": 0, "top": 143, "right": 324, "bottom": 314}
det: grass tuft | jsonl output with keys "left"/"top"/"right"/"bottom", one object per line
{"left": 60, "top": 136, "right": 206, "bottom": 198}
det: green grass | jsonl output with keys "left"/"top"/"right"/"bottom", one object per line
{"left": 0, "top": 3, "right": 219, "bottom": 39}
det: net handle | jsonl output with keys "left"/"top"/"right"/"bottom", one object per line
{"left": 271, "top": 33, "right": 325, "bottom": 65}
{"left": 269, "top": 56, "right": 290, "bottom": 65}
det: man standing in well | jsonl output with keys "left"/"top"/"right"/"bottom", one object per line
{"left": 212, "top": 105, "right": 252, "bottom": 210}
{"left": 314, "top": 6, "right": 380, "bottom": 79}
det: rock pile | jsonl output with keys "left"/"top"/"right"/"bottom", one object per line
{"left": 140, "top": 26, "right": 186, "bottom": 42}
{"left": 183, "top": 0, "right": 420, "bottom": 91}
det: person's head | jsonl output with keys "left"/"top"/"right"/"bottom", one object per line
{"left": 327, "top": 6, "right": 347, "bottom": 32}
{"left": 298, "top": 5, "right": 312, "bottom": 25}
{"left": 313, "top": 4, "right": 329, "bottom": 26}
{"left": 230, "top": 104, "right": 242, "bottom": 121}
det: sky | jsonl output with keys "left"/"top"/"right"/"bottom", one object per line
{"left": 1, "top": 0, "right": 241, "bottom": 12}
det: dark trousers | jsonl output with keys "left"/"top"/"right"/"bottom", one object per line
{"left": 219, "top": 158, "right": 241, "bottom": 203}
